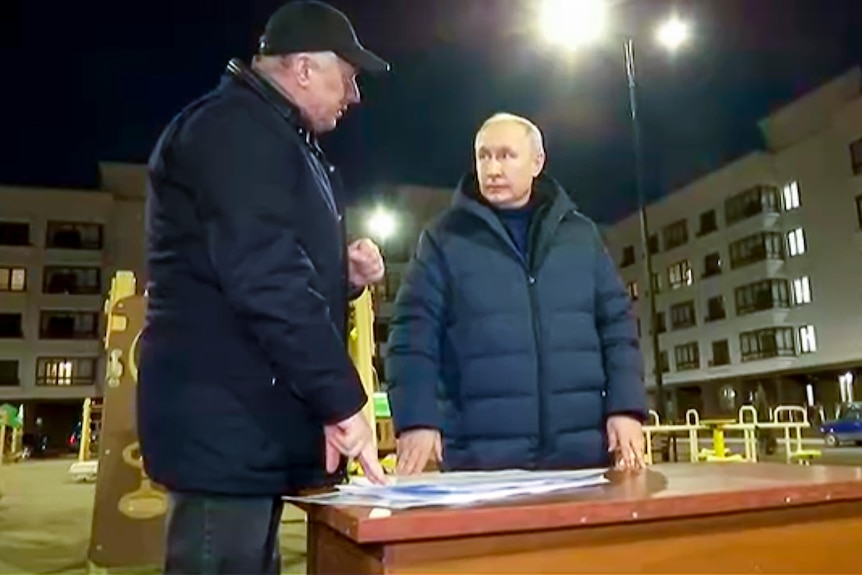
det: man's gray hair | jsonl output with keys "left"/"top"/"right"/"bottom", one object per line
{"left": 253, "top": 51, "right": 340, "bottom": 73}
{"left": 476, "top": 112, "right": 545, "bottom": 156}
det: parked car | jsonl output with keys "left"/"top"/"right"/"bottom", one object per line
{"left": 819, "top": 403, "right": 862, "bottom": 447}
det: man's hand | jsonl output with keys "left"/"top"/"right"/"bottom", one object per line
{"left": 395, "top": 429, "right": 442, "bottom": 475}
{"left": 348, "top": 238, "right": 384, "bottom": 288}
{"left": 607, "top": 415, "right": 645, "bottom": 471}
{"left": 324, "top": 411, "right": 387, "bottom": 484}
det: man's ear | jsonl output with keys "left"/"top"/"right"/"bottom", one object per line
{"left": 531, "top": 151, "right": 546, "bottom": 177}
{"left": 288, "top": 54, "right": 313, "bottom": 88}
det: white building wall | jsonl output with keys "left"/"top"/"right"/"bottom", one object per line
{"left": 0, "top": 163, "right": 146, "bottom": 402}
{"left": 603, "top": 67, "right": 862, "bottom": 403}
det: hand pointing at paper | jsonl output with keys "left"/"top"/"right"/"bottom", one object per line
{"left": 325, "top": 411, "right": 388, "bottom": 485}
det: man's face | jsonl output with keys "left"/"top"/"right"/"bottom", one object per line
{"left": 475, "top": 122, "right": 544, "bottom": 208}
{"left": 300, "top": 55, "right": 361, "bottom": 133}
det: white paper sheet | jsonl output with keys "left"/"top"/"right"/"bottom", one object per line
{"left": 284, "top": 468, "right": 609, "bottom": 509}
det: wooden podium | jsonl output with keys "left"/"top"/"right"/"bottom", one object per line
{"left": 306, "top": 463, "right": 862, "bottom": 574}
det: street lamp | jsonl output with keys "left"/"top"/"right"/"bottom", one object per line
{"left": 366, "top": 207, "right": 397, "bottom": 244}
{"left": 656, "top": 15, "right": 691, "bottom": 52}
{"left": 538, "top": 0, "right": 608, "bottom": 51}
{"left": 538, "top": 0, "right": 692, "bottom": 420}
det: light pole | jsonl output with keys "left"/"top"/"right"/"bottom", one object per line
{"left": 538, "top": 0, "right": 692, "bottom": 420}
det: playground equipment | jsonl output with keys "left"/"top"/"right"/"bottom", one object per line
{"left": 642, "top": 404, "right": 821, "bottom": 465}
{"left": 346, "top": 285, "right": 383, "bottom": 452}
{"left": 69, "top": 397, "right": 103, "bottom": 482}
{"left": 0, "top": 404, "right": 24, "bottom": 502}
{"left": 643, "top": 409, "right": 704, "bottom": 464}
{"left": 0, "top": 403, "right": 24, "bottom": 464}
{"left": 86, "top": 271, "right": 163, "bottom": 572}
{"left": 757, "top": 405, "right": 822, "bottom": 465}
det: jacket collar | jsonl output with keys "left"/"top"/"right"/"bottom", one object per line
{"left": 223, "top": 58, "right": 329, "bottom": 163}
{"left": 452, "top": 171, "right": 577, "bottom": 221}
{"left": 449, "top": 172, "right": 579, "bottom": 267}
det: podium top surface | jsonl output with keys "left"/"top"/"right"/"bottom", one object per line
{"left": 311, "top": 463, "right": 862, "bottom": 544}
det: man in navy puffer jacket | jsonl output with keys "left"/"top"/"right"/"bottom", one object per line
{"left": 386, "top": 112, "right": 647, "bottom": 475}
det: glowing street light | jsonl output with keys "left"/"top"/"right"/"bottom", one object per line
{"left": 366, "top": 207, "right": 397, "bottom": 243}
{"left": 538, "top": 0, "right": 691, "bottom": 54}
{"left": 538, "top": 0, "right": 608, "bottom": 51}
{"left": 656, "top": 15, "right": 691, "bottom": 52}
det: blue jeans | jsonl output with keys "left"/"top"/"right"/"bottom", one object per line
{"left": 164, "top": 492, "right": 284, "bottom": 575}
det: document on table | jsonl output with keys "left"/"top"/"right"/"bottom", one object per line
{"left": 284, "top": 468, "right": 609, "bottom": 509}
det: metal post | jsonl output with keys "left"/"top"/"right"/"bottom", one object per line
{"left": 624, "top": 38, "right": 665, "bottom": 420}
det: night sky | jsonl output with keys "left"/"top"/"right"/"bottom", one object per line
{"left": 3, "top": 0, "right": 861, "bottom": 223}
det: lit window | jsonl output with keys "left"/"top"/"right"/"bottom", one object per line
{"left": 0, "top": 267, "right": 26, "bottom": 292}
{"left": 792, "top": 276, "right": 811, "bottom": 305}
{"left": 799, "top": 325, "right": 817, "bottom": 354}
{"left": 626, "top": 281, "right": 639, "bottom": 301}
{"left": 782, "top": 181, "right": 800, "bottom": 210}
{"left": 805, "top": 383, "right": 815, "bottom": 407}
{"left": 35, "top": 357, "right": 97, "bottom": 386}
{"left": 786, "top": 228, "right": 806, "bottom": 257}
{"left": 839, "top": 372, "right": 855, "bottom": 403}
{"left": 667, "top": 260, "right": 693, "bottom": 290}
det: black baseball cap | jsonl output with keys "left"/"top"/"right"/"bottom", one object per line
{"left": 258, "top": 1, "right": 390, "bottom": 73}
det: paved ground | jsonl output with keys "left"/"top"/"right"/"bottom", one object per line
{"left": 2, "top": 445, "right": 861, "bottom": 575}
{"left": 0, "top": 459, "right": 307, "bottom": 575}
{"left": 656, "top": 437, "right": 862, "bottom": 465}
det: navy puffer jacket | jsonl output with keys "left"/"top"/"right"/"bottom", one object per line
{"left": 386, "top": 173, "right": 646, "bottom": 471}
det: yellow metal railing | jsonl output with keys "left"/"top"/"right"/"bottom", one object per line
{"left": 643, "top": 403, "right": 820, "bottom": 466}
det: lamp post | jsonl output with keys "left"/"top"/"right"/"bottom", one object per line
{"left": 538, "top": 0, "right": 692, "bottom": 419}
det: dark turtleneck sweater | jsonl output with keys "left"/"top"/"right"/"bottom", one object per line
{"left": 495, "top": 198, "right": 537, "bottom": 258}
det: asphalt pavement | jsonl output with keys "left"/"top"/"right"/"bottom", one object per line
{"left": 0, "top": 459, "right": 307, "bottom": 575}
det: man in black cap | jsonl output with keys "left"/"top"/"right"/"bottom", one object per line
{"left": 137, "top": 2, "right": 390, "bottom": 573}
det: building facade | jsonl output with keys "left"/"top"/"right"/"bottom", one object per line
{"left": 0, "top": 163, "right": 146, "bottom": 415}
{"left": 0, "top": 165, "right": 446, "bottom": 434}
{"left": 603, "top": 67, "right": 862, "bottom": 420}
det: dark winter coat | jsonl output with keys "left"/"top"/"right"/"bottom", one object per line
{"left": 386, "top": 174, "right": 646, "bottom": 471}
{"left": 137, "top": 59, "right": 366, "bottom": 496}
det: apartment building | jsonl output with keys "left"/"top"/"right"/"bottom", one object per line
{"left": 0, "top": 164, "right": 444, "bottom": 417}
{"left": 604, "top": 67, "right": 862, "bottom": 419}
{"left": 0, "top": 163, "right": 146, "bottom": 425}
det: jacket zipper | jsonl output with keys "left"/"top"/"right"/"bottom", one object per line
{"left": 468, "top": 206, "right": 570, "bottom": 468}
{"left": 527, "top": 211, "right": 569, "bottom": 467}
{"left": 525, "top": 268, "right": 543, "bottom": 468}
